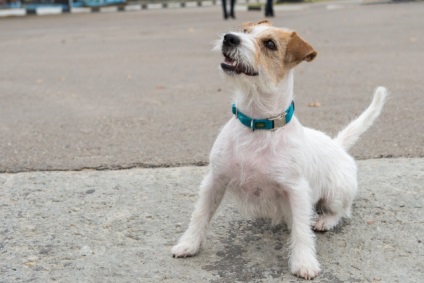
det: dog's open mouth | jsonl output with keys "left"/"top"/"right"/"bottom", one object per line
{"left": 221, "top": 54, "right": 258, "bottom": 76}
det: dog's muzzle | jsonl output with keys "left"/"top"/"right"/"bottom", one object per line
{"left": 220, "top": 33, "right": 259, "bottom": 76}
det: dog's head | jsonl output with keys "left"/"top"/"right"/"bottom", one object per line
{"left": 214, "top": 20, "right": 317, "bottom": 89}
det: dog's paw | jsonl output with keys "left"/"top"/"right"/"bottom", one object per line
{"left": 171, "top": 241, "right": 200, "bottom": 258}
{"left": 312, "top": 217, "right": 329, "bottom": 231}
{"left": 290, "top": 256, "right": 321, "bottom": 280}
{"left": 312, "top": 214, "right": 340, "bottom": 231}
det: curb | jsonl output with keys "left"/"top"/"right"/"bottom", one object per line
{"left": 0, "top": 1, "right": 222, "bottom": 17}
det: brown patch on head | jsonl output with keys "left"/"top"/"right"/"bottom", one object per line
{"left": 253, "top": 28, "right": 294, "bottom": 83}
{"left": 257, "top": 19, "right": 271, "bottom": 26}
{"left": 250, "top": 27, "right": 316, "bottom": 83}
{"left": 241, "top": 20, "right": 271, "bottom": 33}
{"left": 240, "top": 22, "right": 255, "bottom": 33}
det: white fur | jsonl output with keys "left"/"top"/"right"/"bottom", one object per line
{"left": 172, "top": 25, "right": 388, "bottom": 280}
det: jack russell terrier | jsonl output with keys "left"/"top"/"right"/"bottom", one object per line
{"left": 171, "top": 20, "right": 388, "bottom": 280}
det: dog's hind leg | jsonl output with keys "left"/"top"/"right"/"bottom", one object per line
{"left": 171, "top": 171, "right": 228, "bottom": 258}
{"left": 312, "top": 191, "right": 354, "bottom": 231}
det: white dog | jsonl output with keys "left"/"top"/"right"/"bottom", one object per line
{"left": 172, "top": 20, "right": 388, "bottom": 279}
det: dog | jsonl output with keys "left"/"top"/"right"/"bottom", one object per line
{"left": 171, "top": 20, "right": 388, "bottom": 279}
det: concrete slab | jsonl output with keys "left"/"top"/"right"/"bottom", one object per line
{"left": 124, "top": 4, "right": 142, "bottom": 11}
{"left": 0, "top": 8, "right": 26, "bottom": 17}
{"left": 185, "top": 1, "right": 199, "bottom": 8}
{"left": 70, "top": 7, "right": 92, "bottom": 13}
{"left": 147, "top": 3, "right": 163, "bottom": 9}
{"left": 274, "top": 4, "right": 306, "bottom": 12}
{"left": 35, "top": 7, "right": 63, "bottom": 15}
{"left": 99, "top": 6, "right": 119, "bottom": 13}
{"left": 201, "top": 1, "right": 214, "bottom": 7}
{"left": 235, "top": 4, "right": 248, "bottom": 11}
{"left": 167, "top": 2, "right": 183, "bottom": 9}
{"left": 1, "top": 158, "right": 423, "bottom": 282}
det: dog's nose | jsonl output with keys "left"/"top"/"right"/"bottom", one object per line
{"left": 223, "top": 34, "right": 240, "bottom": 47}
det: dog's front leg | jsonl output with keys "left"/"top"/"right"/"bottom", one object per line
{"left": 286, "top": 178, "right": 321, "bottom": 279}
{"left": 172, "top": 171, "right": 227, "bottom": 258}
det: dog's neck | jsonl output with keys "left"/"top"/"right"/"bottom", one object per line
{"left": 233, "top": 69, "right": 295, "bottom": 119}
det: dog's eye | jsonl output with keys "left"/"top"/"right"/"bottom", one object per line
{"left": 242, "top": 29, "right": 248, "bottom": 33}
{"left": 264, "top": 40, "right": 277, "bottom": 51}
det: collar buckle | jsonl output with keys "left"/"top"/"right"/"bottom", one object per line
{"left": 269, "top": 113, "right": 286, "bottom": 130}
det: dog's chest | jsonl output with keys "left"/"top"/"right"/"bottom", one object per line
{"left": 229, "top": 156, "right": 270, "bottom": 189}
{"left": 223, "top": 135, "right": 286, "bottom": 200}
{"left": 221, "top": 140, "right": 290, "bottom": 222}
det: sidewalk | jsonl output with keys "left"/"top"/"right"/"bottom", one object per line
{"left": 1, "top": 158, "right": 422, "bottom": 282}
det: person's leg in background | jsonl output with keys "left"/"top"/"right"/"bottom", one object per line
{"left": 230, "top": 0, "right": 236, "bottom": 19}
{"left": 222, "top": 0, "right": 229, "bottom": 19}
{"left": 265, "top": 0, "right": 274, "bottom": 17}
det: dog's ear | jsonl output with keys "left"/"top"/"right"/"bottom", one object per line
{"left": 284, "top": 32, "right": 317, "bottom": 66}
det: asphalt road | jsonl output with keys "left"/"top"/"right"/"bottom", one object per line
{"left": 1, "top": 1, "right": 423, "bottom": 172}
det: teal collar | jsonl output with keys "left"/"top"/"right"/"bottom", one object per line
{"left": 232, "top": 101, "right": 295, "bottom": 131}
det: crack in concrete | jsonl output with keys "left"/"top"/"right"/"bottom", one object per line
{"left": 0, "top": 161, "right": 209, "bottom": 174}
{"left": 1, "top": 154, "right": 421, "bottom": 174}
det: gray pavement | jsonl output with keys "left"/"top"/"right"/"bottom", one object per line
{"left": 1, "top": 1, "right": 424, "bottom": 283}
{"left": 0, "top": 1, "right": 423, "bottom": 172}
{"left": 1, "top": 158, "right": 423, "bottom": 282}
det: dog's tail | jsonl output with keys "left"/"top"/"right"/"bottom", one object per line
{"left": 335, "top": 86, "right": 389, "bottom": 151}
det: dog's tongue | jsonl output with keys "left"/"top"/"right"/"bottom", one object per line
{"left": 224, "top": 56, "right": 236, "bottom": 66}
